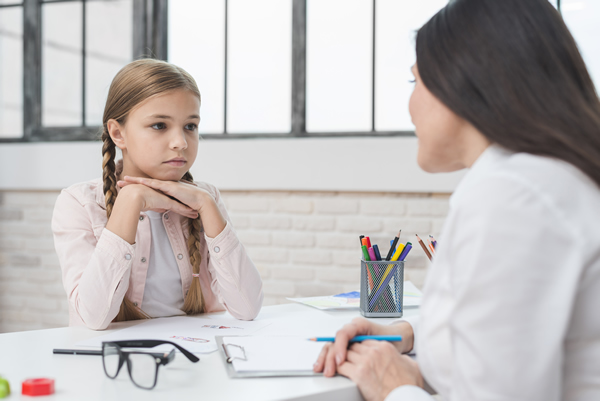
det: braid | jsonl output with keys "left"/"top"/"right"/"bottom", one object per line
{"left": 101, "top": 128, "right": 117, "bottom": 220}
{"left": 102, "top": 127, "right": 149, "bottom": 322}
{"left": 181, "top": 171, "right": 206, "bottom": 314}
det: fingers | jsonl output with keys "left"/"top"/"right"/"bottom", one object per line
{"left": 313, "top": 343, "right": 330, "bottom": 373}
{"left": 332, "top": 318, "right": 372, "bottom": 368}
{"left": 123, "top": 176, "right": 171, "bottom": 193}
{"left": 336, "top": 360, "right": 357, "bottom": 381}
{"left": 323, "top": 342, "right": 338, "bottom": 377}
{"left": 165, "top": 198, "right": 198, "bottom": 219}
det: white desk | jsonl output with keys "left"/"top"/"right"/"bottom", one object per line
{"left": 0, "top": 303, "right": 418, "bottom": 401}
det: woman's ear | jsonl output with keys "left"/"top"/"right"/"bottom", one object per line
{"left": 107, "top": 119, "right": 126, "bottom": 150}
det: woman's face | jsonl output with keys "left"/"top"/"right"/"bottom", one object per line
{"left": 109, "top": 89, "right": 200, "bottom": 181}
{"left": 408, "top": 64, "right": 488, "bottom": 173}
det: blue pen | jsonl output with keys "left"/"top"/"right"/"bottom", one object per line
{"left": 308, "top": 335, "right": 402, "bottom": 342}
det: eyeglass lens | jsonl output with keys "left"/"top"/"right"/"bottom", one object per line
{"left": 102, "top": 344, "right": 121, "bottom": 378}
{"left": 128, "top": 353, "right": 159, "bottom": 389}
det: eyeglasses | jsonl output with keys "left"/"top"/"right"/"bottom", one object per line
{"left": 102, "top": 340, "right": 199, "bottom": 390}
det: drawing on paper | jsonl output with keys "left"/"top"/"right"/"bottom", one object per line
{"left": 170, "top": 336, "right": 210, "bottom": 343}
{"left": 201, "top": 325, "right": 244, "bottom": 330}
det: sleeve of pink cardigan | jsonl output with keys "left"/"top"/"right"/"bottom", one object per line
{"left": 51, "top": 189, "right": 135, "bottom": 330}
{"left": 203, "top": 187, "right": 264, "bottom": 320}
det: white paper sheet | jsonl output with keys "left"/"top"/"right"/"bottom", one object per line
{"left": 76, "top": 316, "right": 272, "bottom": 354}
{"left": 287, "top": 280, "right": 423, "bottom": 310}
{"left": 223, "top": 336, "right": 325, "bottom": 373}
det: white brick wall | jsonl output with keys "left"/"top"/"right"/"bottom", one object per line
{"left": 0, "top": 190, "right": 449, "bottom": 333}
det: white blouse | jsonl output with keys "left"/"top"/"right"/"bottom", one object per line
{"left": 387, "top": 145, "right": 600, "bottom": 400}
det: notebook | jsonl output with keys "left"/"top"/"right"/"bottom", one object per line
{"left": 217, "top": 336, "right": 326, "bottom": 378}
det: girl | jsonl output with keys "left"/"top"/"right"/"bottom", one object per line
{"left": 315, "top": 0, "right": 600, "bottom": 400}
{"left": 52, "top": 59, "right": 263, "bottom": 330}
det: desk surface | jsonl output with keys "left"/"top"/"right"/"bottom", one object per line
{"left": 0, "top": 303, "right": 418, "bottom": 401}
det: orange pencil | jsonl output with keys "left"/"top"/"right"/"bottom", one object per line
{"left": 416, "top": 234, "right": 433, "bottom": 261}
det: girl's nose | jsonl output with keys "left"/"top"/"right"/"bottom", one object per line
{"left": 170, "top": 130, "right": 188, "bottom": 150}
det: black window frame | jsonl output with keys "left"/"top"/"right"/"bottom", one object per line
{"left": 1, "top": 0, "right": 437, "bottom": 143}
{"left": 0, "top": 0, "right": 167, "bottom": 143}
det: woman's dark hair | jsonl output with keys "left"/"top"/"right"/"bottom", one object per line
{"left": 416, "top": 0, "right": 600, "bottom": 186}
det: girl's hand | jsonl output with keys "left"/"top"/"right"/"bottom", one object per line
{"left": 119, "top": 176, "right": 227, "bottom": 238}
{"left": 338, "top": 341, "right": 424, "bottom": 401}
{"left": 313, "top": 318, "right": 414, "bottom": 377}
{"left": 118, "top": 176, "right": 213, "bottom": 212}
{"left": 120, "top": 184, "right": 199, "bottom": 219}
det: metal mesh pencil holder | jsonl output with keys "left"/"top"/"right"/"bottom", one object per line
{"left": 360, "top": 259, "right": 404, "bottom": 318}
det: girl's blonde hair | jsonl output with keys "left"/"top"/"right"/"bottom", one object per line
{"left": 101, "top": 58, "right": 205, "bottom": 322}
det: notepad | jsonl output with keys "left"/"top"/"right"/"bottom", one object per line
{"left": 222, "top": 336, "right": 325, "bottom": 375}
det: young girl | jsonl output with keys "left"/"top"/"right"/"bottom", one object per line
{"left": 52, "top": 59, "right": 263, "bottom": 330}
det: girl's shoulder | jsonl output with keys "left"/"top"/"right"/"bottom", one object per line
{"left": 191, "top": 181, "right": 221, "bottom": 199}
{"left": 59, "top": 178, "right": 105, "bottom": 208}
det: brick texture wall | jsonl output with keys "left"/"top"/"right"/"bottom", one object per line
{"left": 0, "top": 190, "right": 449, "bottom": 333}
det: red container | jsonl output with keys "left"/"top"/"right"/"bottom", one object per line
{"left": 22, "top": 378, "right": 55, "bottom": 396}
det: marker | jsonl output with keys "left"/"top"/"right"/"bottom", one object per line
{"left": 364, "top": 236, "right": 372, "bottom": 248}
{"left": 359, "top": 235, "right": 365, "bottom": 246}
{"left": 308, "top": 335, "right": 402, "bottom": 343}
{"left": 385, "top": 230, "right": 401, "bottom": 261}
{"left": 398, "top": 242, "right": 413, "bottom": 261}
{"left": 367, "top": 247, "right": 377, "bottom": 262}
{"left": 372, "top": 244, "right": 382, "bottom": 261}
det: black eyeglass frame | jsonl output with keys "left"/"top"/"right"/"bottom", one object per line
{"left": 101, "top": 340, "right": 199, "bottom": 390}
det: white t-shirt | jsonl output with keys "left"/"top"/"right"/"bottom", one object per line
{"left": 141, "top": 210, "right": 186, "bottom": 318}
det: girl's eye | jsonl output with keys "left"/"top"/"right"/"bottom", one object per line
{"left": 185, "top": 123, "right": 198, "bottom": 131}
{"left": 151, "top": 122, "right": 166, "bottom": 130}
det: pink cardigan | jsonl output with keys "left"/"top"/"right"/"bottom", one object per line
{"left": 51, "top": 178, "right": 263, "bottom": 330}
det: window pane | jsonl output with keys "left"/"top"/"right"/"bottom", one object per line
{"left": 85, "top": 0, "right": 133, "bottom": 126}
{"left": 306, "top": 0, "right": 372, "bottom": 132}
{"left": 375, "top": 0, "right": 446, "bottom": 131}
{"left": 561, "top": 0, "right": 600, "bottom": 88}
{"left": 227, "top": 0, "right": 292, "bottom": 133}
{"left": 0, "top": 6, "right": 23, "bottom": 138}
{"left": 169, "top": 0, "right": 225, "bottom": 134}
{"left": 42, "top": 1, "right": 82, "bottom": 127}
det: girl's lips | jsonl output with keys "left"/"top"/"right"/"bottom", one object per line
{"left": 164, "top": 160, "right": 186, "bottom": 167}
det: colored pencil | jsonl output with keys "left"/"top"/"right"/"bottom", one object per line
{"left": 416, "top": 234, "right": 433, "bottom": 261}
{"left": 308, "top": 335, "right": 403, "bottom": 343}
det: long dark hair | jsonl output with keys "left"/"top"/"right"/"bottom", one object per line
{"left": 416, "top": 0, "right": 600, "bottom": 186}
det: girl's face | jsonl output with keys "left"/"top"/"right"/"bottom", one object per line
{"left": 109, "top": 89, "right": 200, "bottom": 181}
{"left": 408, "top": 64, "right": 489, "bottom": 173}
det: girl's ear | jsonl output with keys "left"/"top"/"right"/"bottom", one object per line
{"left": 107, "top": 119, "right": 126, "bottom": 150}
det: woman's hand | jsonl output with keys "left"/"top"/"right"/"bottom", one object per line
{"left": 338, "top": 341, "right": 424, "bottom": 401}
{"left": 118, "top": 176, "right": 227, "bottom": 238}
{"left": 313, "top": 317, "right": 414, "bottom": 377}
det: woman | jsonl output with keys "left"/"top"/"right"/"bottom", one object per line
{"left": 314, "top": 0, "right": 600, "bottom": 400}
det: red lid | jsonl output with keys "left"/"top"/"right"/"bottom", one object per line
{"left": 22, "top": 378, "right": 55, "bottom": 396}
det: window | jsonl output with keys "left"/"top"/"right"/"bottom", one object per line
{"left": 0, "top": 0, "right": 163, "bottom": 142}
{"left": 0, "top": 1, "right": 23, "bottom": 138}
{"left": 169, "top": 0, "right": 446, "bottom": 137}
{"left": 2, "top": 0, "right": 599, "bottom": 142}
